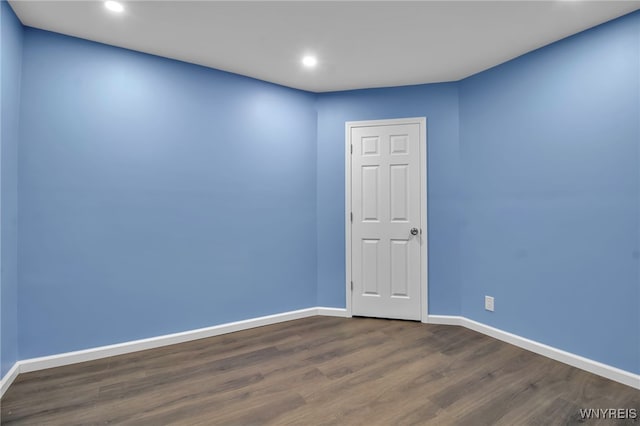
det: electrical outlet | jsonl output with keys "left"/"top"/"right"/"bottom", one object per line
{"left": 485, "top": 296, "right": 495, "bottom": 312}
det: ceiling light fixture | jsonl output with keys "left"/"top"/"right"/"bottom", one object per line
{"left": 104, "top": 1, "right": 124, "bottom": 13}
{"left": 302, "top": 56, "right": 318, "bottom": 68}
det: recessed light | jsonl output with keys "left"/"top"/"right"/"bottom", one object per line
{"left": 302, "top": 56, "right": 317, "bottom": 68}
{"left": 104, "top": 1, "right": 124, "bottom": 13}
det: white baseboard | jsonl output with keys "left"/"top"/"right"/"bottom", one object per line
{"left": 316, "top": 307, "right": 349, "bottom": 317}
{"left": 0, "top": 306, "right": 349, "bottom": 398}
{"left": 426, "top": 315, "right": 464, "bottom": 326}
{"left": 427, "top": 315, "right": 640, "bottom": 390}
{"left": 0, "top": 362, "right": 20, "bottom": 398}
{"left": 17, "top": 307, "right": 320, "bottom": 376}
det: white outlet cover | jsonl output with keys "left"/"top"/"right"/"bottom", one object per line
{"left": 485, "top": 296, "right": 495, "bottom": 312}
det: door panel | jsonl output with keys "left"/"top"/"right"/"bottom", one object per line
{"left": 390, "top": 239, "right": 409, "bottom": 297}
{"left": 351, "top": 122, "right": 422, "bottom": 320}
{"left": 390, "top": 165, "right": 409, "bottom": 222}
{"left": 361, "top": 166, "right": 380, "bottom": 221}
{"left": 361, "top": 239, "right": 381, "bottom": 296}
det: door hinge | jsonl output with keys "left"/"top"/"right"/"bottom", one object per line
{"left": 350, "top": 212, "right": 353, "bottom": 223}
{"left": 350, "top": 144, "right": 353, "bottom": 154}
{"left": 351, "top": 281, "right": 353, "bottom": 291}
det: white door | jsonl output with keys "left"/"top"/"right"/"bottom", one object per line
{"left": 349, "top": 119, "right": 425, "bottom": 321}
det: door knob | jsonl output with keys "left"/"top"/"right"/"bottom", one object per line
{"left": 410, "top": 228, "right": 419, "bottom": 236}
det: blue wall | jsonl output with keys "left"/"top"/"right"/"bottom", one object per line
{"left": 458, "top": 11, "right": 639, "bottom": 374}
{"left": 1, "top": 0, "right": 23, "bottom": 377}
{"left": 316, "top": 85, "right": 461, "bottom": 314}
{"left": 316, "top": 11, "right": 639, "bottom": 374}
{"left": 2, "top": 6, "right": 638, "bottom": 378}
{"left": 18, "top": 29, "right": 317, "bottom": 359}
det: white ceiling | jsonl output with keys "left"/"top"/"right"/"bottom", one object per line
{"left": 9, "top": 1, "right": 640, "bottom": 92}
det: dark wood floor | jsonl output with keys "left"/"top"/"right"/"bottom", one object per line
{"left": 1, "top": 316, "right": 638, "bottom": 425}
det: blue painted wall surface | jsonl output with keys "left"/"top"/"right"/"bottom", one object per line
{"left": 1, "top": 1, "right": 23, "bottom": 377}
{"left": 458, "top": 11, "right": 640, "bottom": 374}
{"left": 18, "top": 29, "right": 317, "bottom": 359}
{"left": 316, "top": 84, "right": 461, "bottom": 314}
{"left": 7, "top": 8, "right": 640, "bottom": 377}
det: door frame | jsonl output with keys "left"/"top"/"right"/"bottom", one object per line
{"left": 345, "top": 117, "right": 428, "bottom": 322}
